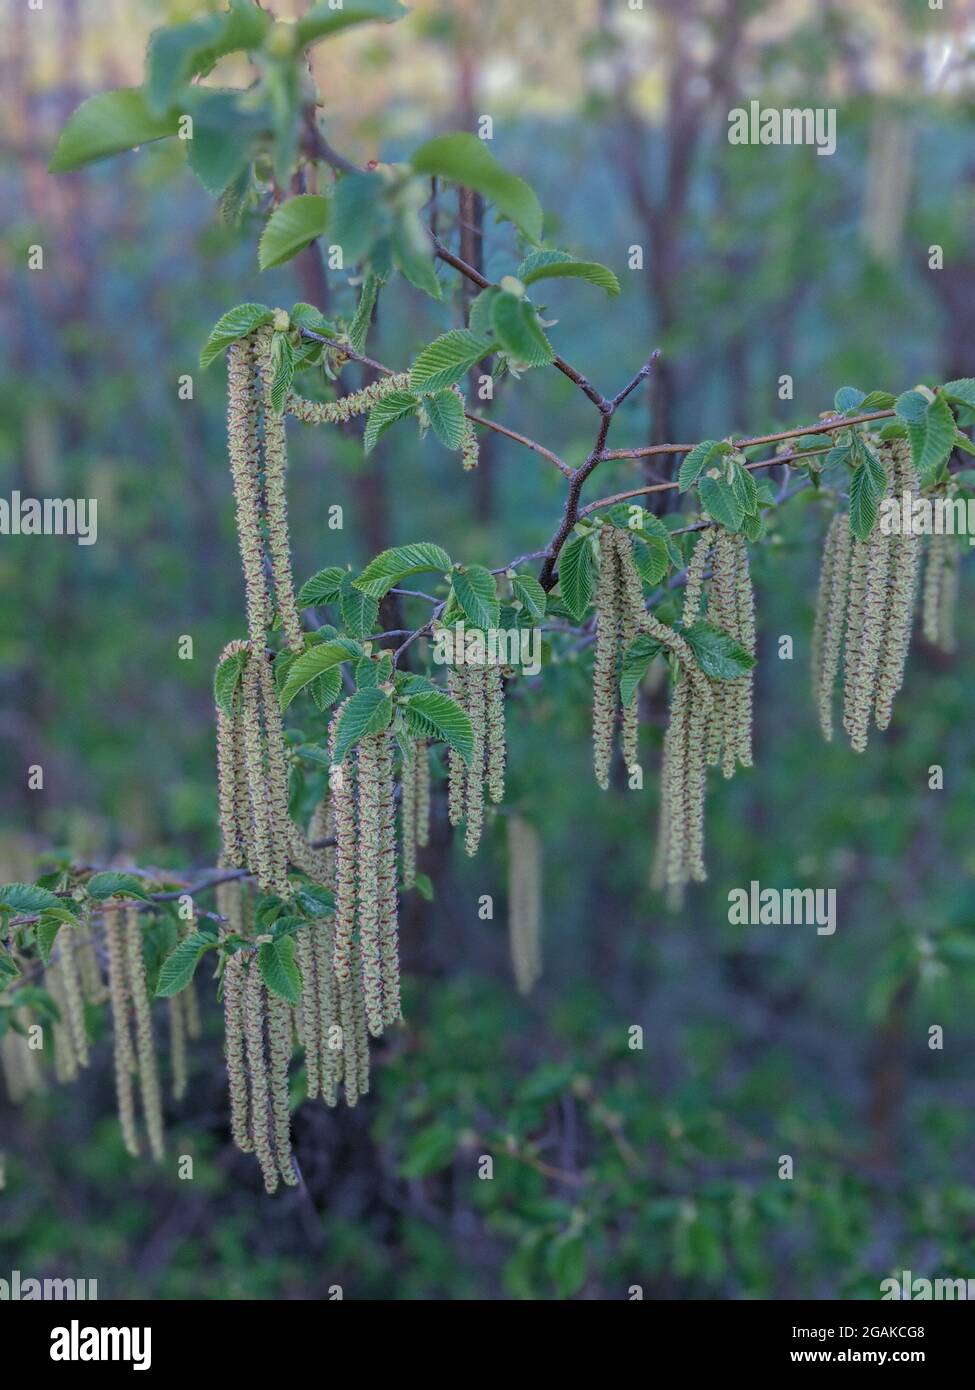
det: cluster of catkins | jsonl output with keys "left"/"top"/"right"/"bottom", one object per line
{"left": 447, "top": 654, "right": 507, "bottom": 855}
{"left": 652, "top": 526, "right": 754, "bottom": 900}
{"left": 812, "top": 437, "right": 922, "bottom": 751}
{"left": 507, "top": 816, "right": 542, "bottom": 995}
{"left": 216, "top": 329, "right": 435, "bottom": 1188}
{"left": 591, "top": 522, "right": 755, "bottom": 901}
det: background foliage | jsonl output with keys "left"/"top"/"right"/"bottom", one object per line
{"left": 2, "top": 0, "right": 975, "bottom": 1299}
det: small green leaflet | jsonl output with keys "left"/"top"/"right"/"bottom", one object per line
{"left": 289, "top": 302, "right": 336, "bottom": 337}
{"left": 509, "top": 573, "right": 547, "bottom": 622}
{"left": 942, "top": 378, "right": 975, "bottom": 410}
{"left": 631, "top": 537, "right": 669, "bottom": 586}
{"left": 678, "top": 440, "right": 729, "bottom": 493}
{"left": 268, "top": 331, "right": 296, "bottom": 416}
{"left": 155, "top": 931, "right": 216, "bottom": 998}
{"left": 353, "top": 543, "right": 451, "bottom": 600}
{"left": 848, "top": 462, "right": 879, "bottom": 540}
{"left": 451, "top": 565, "right": 500, "bottom": 630}
{"left": 258, "top": 194, "right": 329, "bottom": 271}
{"left": 391, "top": 207, "right": 442, "bottom": 300}
{"left": 834, "top": 386, "right": 865, "bottom": 413}
{"left": 400, "top": 691, "right": 474, "bottom": 764}
{"left": 329, "top": 172, "right": 388, "bottom": 265}
{"left": 348, "top": 271, "right": 382, "bottom": 354}
{"left": 490, "top": 291, "right": 554, "bottom": 366}
{"left": 916, "top": 395, "right": 957, "bottom": 480}
{"left": 332, "top": 688, "right": 393, "bottom": 761}
{"left": 411, "top": 132, "right": 543, "bottom": 244}
{"left": 297, "top": 566, "right": 346, "bottom": 607}
{"left": 620, "top": 634, "right": 664, "bottom": 707}
{"left": 279, "top": 639, "right": 362, "bottom": 710}
{"left": 363, "top": 391, "right": 420, "bottom": 453}
{"left": 296, "top": 0, "right": 408, "bottom": 47}
{"left": 409, "top": 329, "right": 494, "bottom": 395}
{"left": 200, "top": 303, "right": 273, "bottom": 369}
{"left": 49, "top": 88, "right": 181, "bottom": 174}
{"left": 258, "top": 936, "right": 302, "bottom": 1005}
{"left": 730, "top": 461, "right": 758, "bottom": 516}
{"left": 146, "top": 8, "right": 270, "bottom": 115}
{"left": 355, "top": 652, "right": 393, "bottom": 689}
{"left": 339, "top": 572, "right": 379, "bottom": 638}
{"left": 683, "top": 622, "right": 756, "bottom": 681}
{"left": 894, "top": 390, "right": 929, "bottom": 425}
{"left": 424, "top": 389, "right": 467, "bottom": 450}
{"left": 293, "top": 884, "right": 335, "bottom": 917}
{"left": 698, "top": 475, "right": 743, "bottom": 532}
{"left": 0, "top": 883, "right": 68, "bottom": 916}
{"left": 214, "top": 647, "right": 248, "bottom": 716}
{"left": 86, "top": 872, "right": 152, "bottom": 902}
{"left": 558, "top": 532, "right": 596, "bottom": 621}
{"left": 516, "top": 248, "right": 620, "bottom": 297}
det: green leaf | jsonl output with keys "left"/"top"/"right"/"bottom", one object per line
{"left": 339, "top": 573, "right": 379, "bottom": 637}
{"left": 468, "top": 288, "right": 499, "bottom": 338}
{"left": 942, "top": 378, "right": 975, "bottom": 410}
{"left": 348, "top": 271, "right": 382, "bottom": 354}
{"left": 200, "top": 302, "right": 273, "bottom": 368}
{"left": 289, "top": 302, "right": 337, "bottom": 337}
{"left": 292, "top": 884, "right": 335, "bottom": 918}
{"left": 49, "top": 88, "right": 180, "bottom": 173}
{"left": 258, "top": 936, "right": 301, "bottom": 1005}
{"left": 155, "top": 932, "right": 213, "bottom": 998}
{"left": 859, "top": 390, "right": 896, "bottom": 410}
{"left": 409, "top": 329, "right": 494, "bottom": 395}
{"left": 214, "top": 647, "right": 248, "bottom": 716}
{"left": 86, "top": 872, "right": 151, "bottom": 902}
{"left": 185, "top": 89, "right": 264, "bottom": 196}
{"left": 355, "top": 653, "right": 393, "bottom": 689}
{"left": 834, "top": 386, "right": 865, "bottom": 413}
{"left": 850, "top": 431, "right": 887, "bottom": 493}
{"left": 549, "top": 1233, "right": 587, "bottom": 1299}
{"left": 330, "top": 172, "right": 387, "bottom": 265}
{"left": 411, "top": 132, "right": 543, "bottom": 243}
{"left": 918, "top": 395, "right": 957, "bottom": 478}
{"left": 677, "top": 440, "right": 725, "bottom": 493}
{"left": 730, "top": 461, "right": 759, "bottom": 516}
{"left": 279, "top": 639, "right": 361, "bottom": 710}
{"left": 490, "top": 291, "right": 554, "bottom": 366}
{"left": 333, "top": 689, "right": 393, "bottom": 761}
{"left": 894, "top": 389, "right": 929, "bottom": 425}
{"left": 146, "top": 5, "right": 270, "bottom": 115}
{"left": 631, "top": 537, "right": 670, "bottom": 586}
{"left": 698, "top": 475, "right": 743, "bottom": 532}
{"left": 412, "top": 872, "right": 434, "bottom": 901}
{"left": 683, "top": 621, "right": 756, "bottom": 680}
{"left": 363, "top": 390, "right": 420, "bottom": 453}
{"left": 267, "top": 331, "right": 296, "bottom": 416}
{"left": 354, "top": 543, "right": 451, "bottom": 599}
{"left": 391, "top": 209, "right": 441, "bottom": 299}
{"left": 451, "top": 565, "right": 500, "bottom": 630}
{"left": 0, "top": 883, "right": 66, "bottom": 916}
{"left": 400, "top": 691, "right": 474, "bottom": 764}
{"left": 425, "top": 389, "right": 467, "bottom": 449}
{"left": 516, "top": 248, "right": 620, "bottom": 296}
{"left": 620, "top": 633, "right": 664, "bottom": 706}
{"left": 297, "top": 566, "right": 346, "bottom": 607}
{"left": 296, "top": 0, "right": 407, "bottom": 47}
{"left": 258, "top": 194, "right": 329, "bottom": 270}
{"left": 399, "top": 1121, "right": 457, "bottom": 1178}
{"left": 36, "top": 915, "right": 67, "bottom": 966}
{"left": 558, "top": 533, "right": 596, "bottom": 622}
{"left": 509, "top": 574, "right": 547, "bottom": 622}
{"left": 848, "top": 459, "right": 881, "bottom": 540}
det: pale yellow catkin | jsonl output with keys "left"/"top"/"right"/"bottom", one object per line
{"left": 874, "top": 441, "right": 920, "bottom": 730}
{"left": 446, "top": 663, "right": 468, "bottom": 825}
{"left": 105, "top": 912, "right": 140, "bottom": 1158}
{"left": 377, "top": 733, "right": 401, "bottom": 1027}
{"left": 356, "top": 733, "right": 385, "bottom": 1036}
{"left": 485, "top": 665, "right": 507, "bottom": 803}
{"left": 400, "top": 743, "right": 418, "bottom": 890}
{"left": 227, "top": 339, "right": 270, "bottom": 644}
{"left": 45, "top": 960, "right": 78, "bottom": 1084}
{"left": 286, "top": 372, "right": 412, "bottom": 425}
{"left": 612, "top": 530, "right": 641, "bottom": 771}
{"left": 124, "top": 908, "right": 164, "bottom": 1162}
{"left": 256, "top": 336, "right": 304, "bottom": 656}
{"left": 55, "top": 925, "right": 89, "bottom": 1068}
{"left": 812, "top": 514, "right": 851, "bottom": 741}
{"left": 266, "top": 986, "right": 298, "bottom": 1186}
{"left": 222, "top": 951, "right": 252, "bottom": 1153}
{"left": 592, "top": 525, "right": 621, "bottom": 790}
{"left": 243, "top": 958, "right": 279, "bottom": 1193}
{"left": 508, "top": 816, "right": 542, "bottom": 995}
{"left": 328, "top": 719, "right": 363, "bottom": 1104}
{"left": 464, "top": 662, "right": 487, "bottom": 856}
{"left": 414, "top": 738, "right": 431, "bottom": 847}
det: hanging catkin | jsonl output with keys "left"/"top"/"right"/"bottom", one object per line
{"left": 463, "top": 663, "right": 487, "bottom": 856}
{"left": 592, "top": 525, "right": 622, "bottom": 790}
{"left": 356, "top": 733, "right": 385, "bottom": 1036}
{"left": 286, "top": 372, "right": 412, "bottom": 425}
{"left": 706, "top": 529, "right": 754, "bottom": 777}
{"left": 414, "top": 738, "right": 431, "bottom": 848}
{"left": 507, "top": 816, "right": 542, "bottom": 995}
{"left": 124, "top": 908, "right": 164, "bottom": 1162}
{"left": 400, "top": 742, "right": 418, "bottom": 890}
{"left": 227, "top": 339, "right": 270, "bottom": 644}
{"left": 447, "top": 662, "right": 468, "bottom": 826}
{"left": 216, "top": 641, "right": 250, "bottom": 869}
{"left": 485, "top": 667, "right": 506, "bottom": 803}
{"left": 812, "top": 513, "right": 852, "bottom": 741}
{"left": 243, "top": 957, "right": 279, "bottom": 1193}
{"left": 256, "top": 333, "right": 304, "bottom": 656}
{"left": 875, "top": 441, "right": 921, "bottom": 728}
{"left": 106, "top": 912, "right": 140, "bottom": 1158}
{"left": 266, "top": 985, "right": 298, "bottom": 1187}
{"left": 922, "top": 532, "right": 958, "bottom": 653}
{"left": 45, "top": 959, "right": 78, "bottom": 1084}
{"left": 376, "top": 734, "right": 401, "bottom": 1026}
{"left": 55, "top": 925, "right": 89, "bottom": 1068}
{"left": 222, "top": 950, "right": 252, "bottom": 1154}
{"left": 329, "top": 720, "right": 368, "bottom": 1105}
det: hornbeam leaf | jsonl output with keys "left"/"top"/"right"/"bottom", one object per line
{"left": 411, "top": 132, "right": 543, "bottom": 243}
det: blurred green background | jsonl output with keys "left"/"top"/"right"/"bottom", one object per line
{"left": 2, "top": 0, "right": 975, "bottom": 1300}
